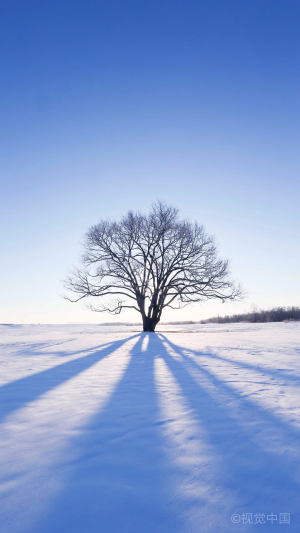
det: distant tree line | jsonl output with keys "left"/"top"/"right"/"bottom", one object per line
{"left": 97, "top": 308, "right": 300, "bottom": 326}
{"left": 199, "top": 306, "right": 300, "bottom": 324}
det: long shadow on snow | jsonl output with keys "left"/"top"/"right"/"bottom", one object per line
{"left": 0, "top": 335, "right": 138, "bottom": 425}
{"left": 161, "top": 336, "right": 300, "bottom": 443}
{"left": 158, "top": 335, "right": 300, "bottom": 524}
{"left": 179, "top": 342, "right": 300, "bottom": 386}
{"left": 33, "top": 334, "right": 187, "bottom": 533}
{"left": 10, "top": 339, "right": 113, "bottom": 358}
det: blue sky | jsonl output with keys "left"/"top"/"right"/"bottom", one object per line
{"left": 0, "top": 0, "right": 299, "bottom": 323}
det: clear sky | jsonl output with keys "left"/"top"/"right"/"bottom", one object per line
{"left": 1, "top": 0, "right": 299, "bottom": 324}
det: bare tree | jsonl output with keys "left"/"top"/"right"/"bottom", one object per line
{"left": 64, "top": 201, "right": 242, "bottom": 331}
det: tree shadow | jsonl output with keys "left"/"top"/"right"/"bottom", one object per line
{"left": 157, "top": 334, "right": 300, "bottom": 524}
{"left": 0, "top": 334, "right": 139, "bottom": 425}
{"left": 2, "top": 333, "right": 300, "bottom": 533}
{"left": 31, "top": 334, "right": 187, "bottom": 533}
{"left": 177, "top": 342, "right": 300, "bottom": 386}
{"left": 11, "top": 339, "right": 114, "bottom": 358}
{"left": 160, "top": 335, "right": 300, "bottom": 438}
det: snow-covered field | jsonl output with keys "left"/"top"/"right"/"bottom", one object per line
{"left": 0, "top": 322, "right": 299, "bottom": 533}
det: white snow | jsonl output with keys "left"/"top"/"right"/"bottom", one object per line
{"left": 0, "top": 322, "right": 299, "bottom": 532}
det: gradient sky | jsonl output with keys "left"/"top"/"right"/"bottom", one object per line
{"left": 1, "top": 0, "right": 299, "bottom": 324}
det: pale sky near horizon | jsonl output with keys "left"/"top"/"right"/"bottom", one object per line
{"left": 0, "top": 0, "right": 299, "bottom": 324}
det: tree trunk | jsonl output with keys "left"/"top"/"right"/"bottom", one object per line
{"left": 142, "top": 314, "right": 159, "bottom": 332}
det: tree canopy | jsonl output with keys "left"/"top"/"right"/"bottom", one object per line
{"left": 64, "top": 202, "right": 242, "bottom": 331}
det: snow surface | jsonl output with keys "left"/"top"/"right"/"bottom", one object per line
{"left": 0, "top": 322, "right": 299, "bottom": 533}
